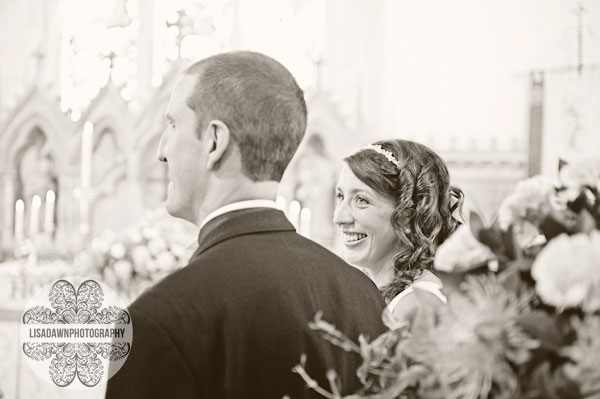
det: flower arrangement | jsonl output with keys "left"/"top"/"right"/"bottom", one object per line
{"left": 297, "top": 154, "right": 600, "bottom": 399}
{"left": 86, "top": 208, "right": 196, "bottom": 300}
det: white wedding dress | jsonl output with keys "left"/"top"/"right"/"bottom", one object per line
{"left": 387, "top": 280, "right": 447, "bottom": 314}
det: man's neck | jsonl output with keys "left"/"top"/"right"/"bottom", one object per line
{"left": 195, "top": 180, "right": 279, "bottom": 227}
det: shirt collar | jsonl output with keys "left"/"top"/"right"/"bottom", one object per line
{"left": 198, "top": 199, "right": 277, "bottom": 231}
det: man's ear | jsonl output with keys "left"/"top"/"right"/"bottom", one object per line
{"left": 206, "top": 120, "right": 231, "bottom": 170}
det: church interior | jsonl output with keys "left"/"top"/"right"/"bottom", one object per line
{"left": 0, "top": 0, "right": 599, "bottom": 397}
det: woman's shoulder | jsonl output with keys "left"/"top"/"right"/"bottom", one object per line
{"left": 387, "top": 271, "right": 446, "bottom": 318}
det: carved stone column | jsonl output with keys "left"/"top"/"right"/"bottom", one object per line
{"left": 1, "top": 171, "right": 17, "bottom": 249}
{"left": 54, "top": 173, "right": 78, "bottom": 252}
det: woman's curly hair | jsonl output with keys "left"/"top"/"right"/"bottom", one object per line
{"left": 344, "top": 139, "right": 464, "bottom": 301}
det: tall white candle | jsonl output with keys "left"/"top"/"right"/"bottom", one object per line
{"left": 15, "top": 199, "right": 24, "bottom": 243}
{"left": 300, "top": 207, "right": 312, "bottom": 238}
{"left": 81, "top": 122, "right": 94, "bottom": 190}
{"left": 289, "top": 200, "right": 301, "bottom": 231}
{"left": 80, "top": 122, "right": 94, "bottom": 236}
{"left": 44, "top": 190, "right": 56, "bottom": 234}
{"left": 30, "top": 195, "right": 41, "bottom": 236}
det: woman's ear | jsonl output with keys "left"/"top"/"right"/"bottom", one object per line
{"left": 205, "top": 120, "right": 231, "bottom": 170}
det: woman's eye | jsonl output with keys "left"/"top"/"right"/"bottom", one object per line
{"left": 335, "top": 192, "right": 344, "bottom": 201}
{"left": 356, "top": 196, "right": 369, "bottom": 205}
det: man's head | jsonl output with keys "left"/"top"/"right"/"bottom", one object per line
{"left": 158, "top": 51, "right": 307, "bottom": 223}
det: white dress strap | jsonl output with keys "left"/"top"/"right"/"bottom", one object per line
{"left": 387, "top": 281, "right": 447, "bottom": 313}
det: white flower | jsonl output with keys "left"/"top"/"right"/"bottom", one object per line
{"left": 145, "top": 259, "right": 158, "bottom": 273}
{"left": 109, "top": 242, "right": 127, "bottom": 259}
{"left": 434, "top": 224, "right": 495, "bottom": 273}
{"left": 142, "top": 226, "right": 161, "bottom": 240}
{"left": 498, "top": 175, "right": 556, "bottom": 230}
{"left": 169, "top": 243, "right": 185, "bottom": 259}
{"left": 113, "top": 260, "right": 133, "bottom": 281}
{"left": 128, "top": 229, "right": 143, "bottom": 245}
{"left": 531, "top": 232, "right": 600, "bottom": 310}
{"left": 147, "top": 237, "right": 167, "bottom": 257}
{"left": 155, "top": 251, "right": 177, "bottom": 272}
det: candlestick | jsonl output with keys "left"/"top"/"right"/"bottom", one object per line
{"left": 15, "top": 199, "right": 24, "bottom": 243}
{"left": 44, "top": 190, "right": 55, "bottom": 235}
{"left": 30, "top": 195, "right": 41, "bottom": 236}
{"left": 289, "top": 200, "right": 301, "bottom": 231}
{"left": 300, "top": 207, "right": 312, "bottom": 238}
{"left": 80, "top": 122, "right": 94, "bottom": 236}
{"left": 81, "top": 121, "right": 94, "bottom": 190}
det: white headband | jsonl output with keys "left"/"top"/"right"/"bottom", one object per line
{"left": 363, "top": 144, "right": 401, "bottom": 169}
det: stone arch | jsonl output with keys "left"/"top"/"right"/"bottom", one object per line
{"left": 2, "top": 112, "right": 71, "bottom": 177}
{"left": 13, "top": 127, "right": 58, "bottom": 199}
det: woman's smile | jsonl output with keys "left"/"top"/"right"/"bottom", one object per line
{"left": 343, "top": 232, "right": 368, "bottom": 245}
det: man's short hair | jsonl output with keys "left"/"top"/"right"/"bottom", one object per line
{"left": 185, "top": 51, "right": 307, "bottom": 182}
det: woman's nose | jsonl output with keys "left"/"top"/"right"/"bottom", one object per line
{"left": 333, "top": 201, "right": 353, "bottom": 226}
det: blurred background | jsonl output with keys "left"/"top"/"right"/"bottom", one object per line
{"left": 0, "top": 0, "right": 599, "bottom": 397}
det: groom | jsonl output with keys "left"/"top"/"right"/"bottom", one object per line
{"left": 105, "top": 51, "right": 386, "bottom": 399}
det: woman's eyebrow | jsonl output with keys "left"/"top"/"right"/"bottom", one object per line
{"left": 347, "top": 188, "right": 374, "bottom": 196}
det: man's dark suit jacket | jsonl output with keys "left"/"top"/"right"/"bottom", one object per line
{"left": 105, "top": 208, "right": 386, "bottom": 399}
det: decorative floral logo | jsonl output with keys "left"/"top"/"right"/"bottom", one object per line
{"left": 20, "top": 278, "right": 132, "bottom": 388}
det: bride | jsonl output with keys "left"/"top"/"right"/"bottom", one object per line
{"left": 334, "top": 139, "right": 463, "bottom": 321}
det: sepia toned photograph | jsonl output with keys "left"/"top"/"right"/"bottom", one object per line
{"left": 0, "top": 0, "right": 599, "bottom": 398}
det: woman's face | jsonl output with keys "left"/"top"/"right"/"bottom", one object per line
{"left": 333, "top": 164, "right": 399, "bottom": 271}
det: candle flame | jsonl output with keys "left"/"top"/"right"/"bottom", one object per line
{"left": 84, "top": 121, "right": 94, "bottom": 135}
{"left": 46, "top": 190, "right": 56, "bottom": 203}
{"left": 16, "top": 199, "right": 25, "bottom": 213}
{"left": 32, "top": 195, "right": 42, "bottom": 208}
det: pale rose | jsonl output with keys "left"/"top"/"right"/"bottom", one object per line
{"left": 498, "top": 175, "right": 556, "bottom": 230}
{"left": 169, "top": 243, "right": 185, "bottom": 259}
{"left": 531, "top": 232, "right": 600, "bottom": 310}
{"left": 145, "top": 259, "right": 158, "bottom": 273}
{"left": 434, "top": 224, "right": 495, "bottom": 272}
{"left": 113, "top": 260, "right": 133, "bottom": 281}
{"left": 128, "top": 230, "right": 143, "bottom": 245}
{"left": 109, "top": 242, "right": 127, "bottom": 259}
{"left": 141, "top": 226, "right": 161, "bottom": 240}
{"left": 155, "top": 251, "right": 176, "bottom": 272}
{"left": 148, "top": 237, "right": 167, "bottom": 256}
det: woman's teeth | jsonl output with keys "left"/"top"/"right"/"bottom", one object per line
{"left": 344, "top": 233, "right": 367, "bottom": 242}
